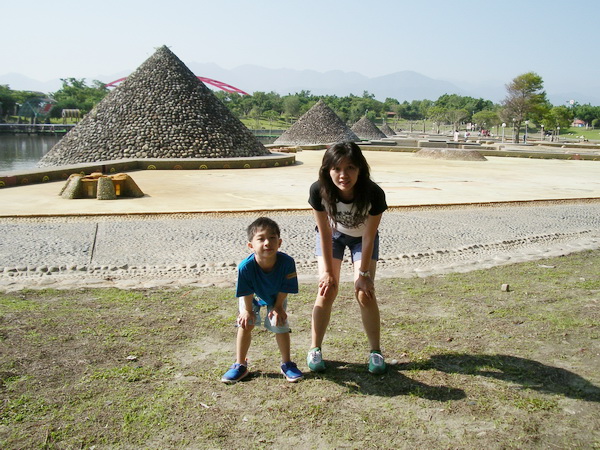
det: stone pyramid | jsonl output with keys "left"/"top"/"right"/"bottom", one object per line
{"left": 380, "top": 122, "right": 396, "bottom": 137}
{"left": 273, "top": 99, "right": 358, "bottom": 146}
{"left": 38, "top": 46, "right": 269, "bottom": 167}
{"left": 351, "top": 117, "right": 387, "bottom": 140}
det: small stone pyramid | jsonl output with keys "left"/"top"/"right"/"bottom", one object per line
{"left": 380, "top": 122, "right": 396, "bottom": 137}
{"left": 38, "top": 46, "right": 269, "bottom": 167}
{"left": 273, "top": 99, "right": 358, "bottom": 146}
{"left": 351, "top": 117, "right": 387, "bottom": 140}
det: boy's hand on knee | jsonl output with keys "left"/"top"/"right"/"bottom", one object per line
{"left": 237, "top": 310, "right": 255, "bottom": 329}
{"left": 269, "top": 308, "right": 287, "bottom": 327}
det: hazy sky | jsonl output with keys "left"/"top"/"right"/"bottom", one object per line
{"left": 2, "top": 0, "right": 598, "bottom": 92}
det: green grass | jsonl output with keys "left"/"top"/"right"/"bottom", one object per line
{"left": 1, "top": 250, "right": 599, "bottom": 448}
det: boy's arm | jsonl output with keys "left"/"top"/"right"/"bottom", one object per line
{"left": 237, "top": 294, "right": 255, "bottom": 329}
{"left": 269, "top": 292, "right": 288, "bottom": 327}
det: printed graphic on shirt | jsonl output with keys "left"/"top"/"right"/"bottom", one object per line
{"left": 336, "top": 209, "right": 364, "bottom": 230}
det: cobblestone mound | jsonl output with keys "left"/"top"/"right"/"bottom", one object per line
{"left": 380, "top": 122, "right": 396, "bottom": 137}
{"left": 351, "top": 117, "right": 387, "bottom": 140}
{"left": 38, "top": 46, "right": 268, "bottom": 167}
{"left": 273, "top": 100, "right": 358, "bottom": 146}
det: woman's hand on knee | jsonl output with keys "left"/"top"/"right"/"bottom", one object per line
{"left": 318, "top": 271, "right": 338, "bottom": 298}
{"left": 355, "top": 276, "right": 375, "bottom": 302}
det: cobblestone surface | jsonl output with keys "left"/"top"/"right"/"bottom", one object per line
{"left": 1, "top": 201, "right": 599, "bottom": 292}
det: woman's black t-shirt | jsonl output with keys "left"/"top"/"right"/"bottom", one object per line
{"left": 308, "top": 180, "right": 387, "bottom": 237}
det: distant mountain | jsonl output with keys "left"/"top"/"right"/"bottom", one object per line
{"left": 2, "top": 65, "right": 598, "bottom": 105}
{"left": 363, "top": 71, "right": 466, "bottom": 102}
{"left": 188, "top": 64, "right": 463, "bottom": 101}
{"left": 0, "top": 72, "right": 63, "bottom": 94}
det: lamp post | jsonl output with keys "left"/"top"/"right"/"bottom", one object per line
{"left": 540, "top": 124, "right": 544, "bottom": 141}
{"left": 502, "top": 122, "right": 506, "bottom": 142}
{"left": 512, "top": 119, "right": 516, "bottom": 142}
{"left": 557, "top": 126, "right": 560, "bottom": 142}
{"left": 524, "top": 120, "right": 529, "bottom": 143}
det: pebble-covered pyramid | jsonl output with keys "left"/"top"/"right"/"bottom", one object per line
{"left": 38, "top": 46, "right": 269, "bottom": 167}
{"left": 273, "top": 99, "right": 358, "bottom": 146}
{"left": 380, "top": 122, "right": 396, "bottom": 137}
{"left": 351, "top": 116, "right": 387, "bottom": 140}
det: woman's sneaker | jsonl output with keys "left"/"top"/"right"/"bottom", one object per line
{"left": 307, "top": 347, "right": 326, "bottom": 372}
{"left": 280, "top": 361, "right": 303, "bottom": 382}
{"left": 221, "top": 362, "right": 249, "bottom": 383}
{"left": 368, "top": 351, "right": 387, "bottom": 374}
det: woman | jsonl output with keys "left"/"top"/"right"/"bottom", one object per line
{"left": 307, "top": 142, "right": 387, "bottom": 374}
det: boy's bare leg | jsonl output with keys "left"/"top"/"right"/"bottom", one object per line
{"left": 236, "top": 326, "right": 252, "bottom": 364}
{"left": 275, "top": 332, "right": 291, "bottom": 363}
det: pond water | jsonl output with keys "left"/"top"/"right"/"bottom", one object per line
{"left": 0, "top": 135, "right": 61, "bottom": 173}
{"left": 0, "top": 133, "right": 279, "bottom": 175}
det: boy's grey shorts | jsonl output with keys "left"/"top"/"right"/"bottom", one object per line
{"left": 238, "top": 297, "right": 290, "bottom": 334}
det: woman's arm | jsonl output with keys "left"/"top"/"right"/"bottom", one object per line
{"left": 314, "top": 209, "right": 337, "bottom": 296}
{"left": 359, "top": 213, "right": 382, "bottom": 272}
{"left": 355, "top": 213, "right": 382, "bottom": 298}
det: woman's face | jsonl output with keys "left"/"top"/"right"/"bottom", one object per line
{"left": 329, "top": 157, "right": 359, "bottom": 199}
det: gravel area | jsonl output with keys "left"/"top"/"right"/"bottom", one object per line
{"left": 1, "top": 201, "right": 599, "bottom": 292}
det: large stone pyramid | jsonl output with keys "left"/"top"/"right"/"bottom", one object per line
{"left": 351, "top": 117, "right": 387, "bottom": 140}
{"left": 273, "top": 100, "right": 358, "bottom": 146}
{"left": 38, "top": 46, "right": 269, "bottom": 167}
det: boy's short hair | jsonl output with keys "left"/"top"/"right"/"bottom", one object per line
{"left": 247, "top": 217, "right": 281, "bottom": 241}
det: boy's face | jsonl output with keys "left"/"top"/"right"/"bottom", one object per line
{"left": 248, "top": 226, "right": 281, "bottom": 259}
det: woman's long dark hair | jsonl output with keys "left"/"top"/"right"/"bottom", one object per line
{"left": 318, "top": 141, "right": 372, "bottom": 222}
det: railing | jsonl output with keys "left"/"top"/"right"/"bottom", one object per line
{"left": 0, "top": 124, "right": 75, "bottom": 134}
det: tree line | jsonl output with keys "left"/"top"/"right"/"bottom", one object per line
{"left": 2, "top": 73, "right": 600, "bottom": 143}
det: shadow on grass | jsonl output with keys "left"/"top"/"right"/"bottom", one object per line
{"left": 236, "top": 354, "right": 600, "bottom": 403}
{"left": 303, "top": 360, "right": 467, "bottom": 401}
{"left": 415, "top": 353, "right": 600, "bottom": 402}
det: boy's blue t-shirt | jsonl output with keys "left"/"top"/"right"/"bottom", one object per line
{"left": 236, "top": 251, "right": 298, "bottom": 306}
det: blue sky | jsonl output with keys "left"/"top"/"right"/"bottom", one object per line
{"left": 2, "top": 0, "right": 598, "bottom": 94}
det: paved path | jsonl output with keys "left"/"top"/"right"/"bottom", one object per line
{"left": 1, "top": 202, "right": 599, "bottom": 292}
{"left": 1, "top": 150, "right": 599, "bottom": 291}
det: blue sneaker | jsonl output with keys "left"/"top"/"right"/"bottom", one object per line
{"left": 221, "top": 363, "right": 249, "bottom": 384}
{"left": 280, "top": 361, "right": 303, "bottom": 382}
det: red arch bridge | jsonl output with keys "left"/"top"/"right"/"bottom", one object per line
{"left": 105, "top": 77, "right": 249, "bottom": 95}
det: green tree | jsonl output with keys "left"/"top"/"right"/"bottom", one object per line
{"left": 573, "top": 104, "right": 600, "bottom": 127}
{"left": 500, "top": 72, "right": 550, "bottom": 143}
{"left": 0, "top": 85, "right": 16, "bottom": 119}
{"left": 472, "top": 109, "right": 501, "bottom": 132}
{"left": 446, "top": 109, "right": 469, "bottom": 132}
{"left": 282, "top": 95, "right": 301, "bottom": 123}
{"left": 435, "top": 94, "right": 494, "bottom": 122}
{"left": 50, "top": 78, "right": 108, "bottom": 118}
{"left": 541, "top": 106, "right": 574, "bottom": 138}
{"left": 427, "top": 105, "right": 447, "bottom": 133}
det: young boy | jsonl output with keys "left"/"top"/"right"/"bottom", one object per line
{"left": 221, "top": 217, "right": 303, "bottom": 383}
